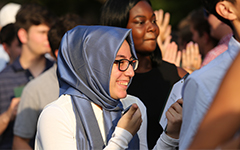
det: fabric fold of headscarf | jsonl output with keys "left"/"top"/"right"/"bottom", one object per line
{"left": 57, "top": 25, "right": 139, "bottom": 149}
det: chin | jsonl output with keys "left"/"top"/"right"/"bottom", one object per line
{"left": 118, "top": 92, "right": 127, "bottom": 99}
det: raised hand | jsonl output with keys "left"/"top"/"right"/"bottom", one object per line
{"left": 182, "top": 41, "right": 202, "bottom": 73}
{"left": 155, "top": 9, "right": 171, "bottom": 43}
{"left": 154, "top": 9, "right": 172, "bottom": 57}
{"left": 163, "top": 41, "right": 181, "bottom": 67}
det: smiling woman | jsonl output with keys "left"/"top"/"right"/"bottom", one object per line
{"left": 34, "top": 25, "right": 181, "bottom": 150}
{"left": 109, "top": 40, "right": 136, "bottom": 100}
{"left": 100, "top": 0, "right": 182, "bottom": 149}
{"left": 35, "top": 25, "right": 142, "bottom": 150}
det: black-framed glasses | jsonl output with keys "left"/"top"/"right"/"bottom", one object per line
{"left": 114, "top": 59, "right": 139, "bottom": 72}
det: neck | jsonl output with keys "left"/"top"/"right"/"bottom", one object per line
{"left": 19, "top": 47, "right": 47, "bottom": 77}
{"left": 232, "top": 20, "right": 240, "bottom": 43}
{"left": 202, "top": 42, "right": 216, "bottom": 58}
{"left": 135, "top": 53, "right": 152, "bottom": 73}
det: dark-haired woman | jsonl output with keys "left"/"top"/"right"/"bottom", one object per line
{"left": 101, "top": 0, "right": 183, "bottom": 149}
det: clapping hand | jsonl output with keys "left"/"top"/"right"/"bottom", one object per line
{"left": 117, "top": 103, "right": 142, "bottom": 136}
{"left": 182, "top": 41, "right": 202, "bottom": 73}
{"left": 165, "top": 99, "right": 183, "bottom": 139}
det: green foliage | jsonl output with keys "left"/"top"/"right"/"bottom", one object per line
{"left": 151, "top": 0, "right": 202, "bottom": 29}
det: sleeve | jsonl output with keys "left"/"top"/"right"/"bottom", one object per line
{"left": 179, "top": 76, "right": 210, "bottom": 150}
{"left": 105, "top": 96, "right": 148, "bottom": 150}
{"left": 104, "top": 127, "right": 133, "bottom": 150}
{"left": 34, "top": 104, "right": 77, "bottom": 150}
{"left": 14, "top": 84, "right": 39, "bottom": 138}
{"left": 152, "top": 132, "right": 179, "bottom": 150}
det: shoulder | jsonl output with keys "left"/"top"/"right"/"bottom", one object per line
{"left": 0, "top": 64, "right": 14, "bottom": 78}
{"left": 24, "top": 65, "right": 57, "bottom": 90}
{"left": 158, "top": 61, "right": 181, "bottom": 82}
{"left": 160, "top": 61, "right": 178, "bottom": 70}
{"left": 39, "top": 95, "right": 74, "bottom": 123}
{"left": 43, "top": 94, "right": 72, "bottom": 113}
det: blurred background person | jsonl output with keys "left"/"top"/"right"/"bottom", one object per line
{"left": 177, "top": 15, "right": 192, "bottom": 51}
{"left": 0, "top": 3, "right": 56, "bottom": 149}
{"left": 200, "top": 12, "right": 233, "bottom": 67}
{"left": 189, "top": 7, "right": 218, "bottom": 60}
{"left": 12, "top": 13, "right": 86, "bottom": 150}
{"left": 0, "top": 3, "right": 20, "bottom": 72}
{"left": 0, "top": 23, "right": 21, "bottom": 66}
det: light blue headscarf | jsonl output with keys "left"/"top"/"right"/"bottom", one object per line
{"left": 57, "top": 25, "right": 139, "bottom": 149}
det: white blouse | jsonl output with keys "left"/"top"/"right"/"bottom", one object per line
{"left": 35, "top": 94, "right": 178, "bottom": 150}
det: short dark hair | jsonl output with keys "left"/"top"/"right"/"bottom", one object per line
{"left": 48, "top": 13, "right": 87, "bottom": 59}
{"left": 201, "top": 0, "right": 235, "bottom": 29}
{"left": 0, "top": 23, "right": 18, "bottom": 46}
{"left": 15, "top": 3, "right": 56, "bottom": 32}
{"left": 189, "top": 7, "right": 211, "bottom": 37}
{"left": 100, "top": 0, "right": 162, "bottom": 67}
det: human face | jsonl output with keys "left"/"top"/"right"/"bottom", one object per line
{"left": 8, "top": 37, "right": 21, "bottom": 63}
{"left": 109, "top": 40, "right": 135, "bottom": 99}
{"left": 126, "top": 0, "right": 159, "bottom": 54}
{"left": 190, "top": 24, "right": 205, "bottom": 54}
{"left": 26, "top": 24, "right": 51, "bottom": 56}
{"left": 207, "top": 14, "right": 223, "bottom": 39}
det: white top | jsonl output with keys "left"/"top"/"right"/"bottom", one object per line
{"left": 0, "top": 45, "right": 9, "bottom": 72}
{"left": 35, "top": 94, "right": 179, "bottom": 150}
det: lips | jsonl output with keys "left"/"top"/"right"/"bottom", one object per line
{"left": 144, "top": 38, "right": 157, "bottom": 41}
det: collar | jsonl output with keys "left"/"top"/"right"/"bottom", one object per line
{"left": 219, "top": 33, "right": 233, "bottom": 45}
{"left": 227, "top": 36, "right": 240, "bottom": 60}
{"left": 12, "top": 57, "right": 24, "bottom": 72}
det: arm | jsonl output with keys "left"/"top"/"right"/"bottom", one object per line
{"left": 0, "top": 97, "right": 20, "bottom": 135}
{"left": 12, "top": 136, "right": 31, "bottom": 150}
{"left": 152, "top": 100, "right": 182, "bottom": 150}
{"left": 13, "top": 85, "right": 39, "bottom": 149}
{"left": 179, "top": 75, "right": 209, "bottom": 150}
{"left": 188, "top": 52, "right": 240, "bottom": 149}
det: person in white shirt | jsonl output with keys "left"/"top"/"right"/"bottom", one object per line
{"left": 35, "top": 25, "right": 182, "bottom": 150}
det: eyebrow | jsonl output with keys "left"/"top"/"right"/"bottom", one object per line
{"left": 115, "top": 56, "right": 134, "bottom": 60}
{"left": 133, "top": 13, "right": 155, "bottom": 19}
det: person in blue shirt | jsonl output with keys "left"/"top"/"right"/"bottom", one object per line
{"left": 179, "top": 0, "right": 240, "bottom": 149}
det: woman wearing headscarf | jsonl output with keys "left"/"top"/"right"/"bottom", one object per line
{"left": 35, "top": 25, "right": 179, "bottom": 150}
{"left": 100, "top": 0, "right": 183, "bottom": 149}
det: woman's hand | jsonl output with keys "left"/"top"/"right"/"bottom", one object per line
{"left": 117, "top": 103, "right": 142, "bottom": 136}
{"left": 165, "top": 99, "right": 183, "bottom": 139}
